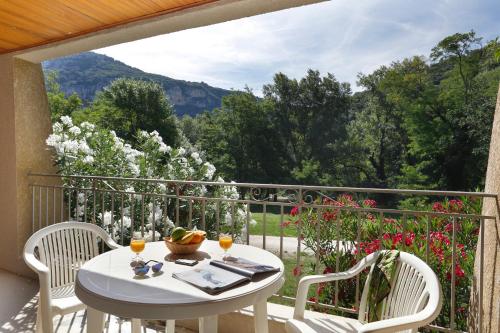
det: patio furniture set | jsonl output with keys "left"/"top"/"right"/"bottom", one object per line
{"left": 24, "top": 222, "right": 442, "bottom": 333}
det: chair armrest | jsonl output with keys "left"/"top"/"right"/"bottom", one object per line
{"left": 359, "top": 311, "right": 433, "bottom": 333}
{"left": 23, "top": 252, "right": 51, "bottom": 300}
{"left": 293, "top": 254, "right": 377, "bottom": 320}
{"left": 103, "top": 235, "right": 121, "bottom": 250}
{"left": 23, "top": 252, "right": 49, "bottom": 275}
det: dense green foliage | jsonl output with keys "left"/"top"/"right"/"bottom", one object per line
{"left": 48, "top": 76, "right": 180, "bottom": 147}
{"left": 46, "top": 31, "right": 500, "bottom": 192}
{"left": 181, "top": 31, "right": 500, "bottom": 191}
{"left": 46, "top": 71, "right": 83, "bottom": 122}
{"left": 75, "top": 78, "right": 179, "bottom": 146}
{"left": 182, "top": 71, "right": 354, "bottom": 185}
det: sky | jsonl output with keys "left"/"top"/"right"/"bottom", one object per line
{"left": 96, "top": 0, "right": 500, "bottom": 94}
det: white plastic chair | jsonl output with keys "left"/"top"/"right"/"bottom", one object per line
{"left": 23, "top": 221, "right": 120, "bottom": 332}
{"left": 286, "top": 251, "right": 443, "bottom": 333}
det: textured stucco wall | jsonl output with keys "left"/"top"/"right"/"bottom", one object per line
{"left": 474, "top": 83, "right": 500, "bottom": 332}
{"left": 0, "top": 55, "right": 20, "bottom": 275}
{"left": 0, "top": 56, "right": 57, "bottom": 276}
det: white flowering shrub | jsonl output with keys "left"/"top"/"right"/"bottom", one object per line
{"left": 46, "top": 116, "right": 249, "bottom": 243}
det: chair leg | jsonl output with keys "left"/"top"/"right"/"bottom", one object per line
{"left": 38, "top": 301, "right": 54, "bottom": 333}
{"left": 131, "top": 318, "right": 141, "bottom": 333}
{"left": 35, "top": 306, "right": 42, "bottom": 333}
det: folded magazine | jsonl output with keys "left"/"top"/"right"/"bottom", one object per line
{"left": 210, "top": 257, "right": 280, "bottom": 277}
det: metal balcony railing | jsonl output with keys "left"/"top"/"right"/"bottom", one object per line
{"left": 28, "top": 173, "right": 496, "bottom": 333}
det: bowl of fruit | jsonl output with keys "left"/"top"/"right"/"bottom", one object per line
{"left": 164, "top": 227, "right": 206, "bottom": 254}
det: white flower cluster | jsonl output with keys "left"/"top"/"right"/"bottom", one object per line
{"left": 46, "top": 117, "right": 95, "bottom": 163}
{"left": 47, "top": 116, "right": 248, "bottom": 242}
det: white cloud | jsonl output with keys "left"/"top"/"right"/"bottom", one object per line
{"left": 96, "top": 0, "right": 500, "bottom": 94}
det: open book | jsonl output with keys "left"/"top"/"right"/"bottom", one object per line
{"left": 172, "top": 257, "right": 279, "bottom": 295}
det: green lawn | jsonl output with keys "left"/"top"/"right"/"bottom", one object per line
{"left": 249, "top": 212, "right": 297, "bottom": 237}
{"left": 270, "top": 255, "right": 317, "bottom": 306}
{"left": 248, "top": 212, "right": 314, "bottom": 306}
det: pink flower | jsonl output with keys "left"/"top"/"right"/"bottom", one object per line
{"left": 280, "top": 221, "right": 291, "bottom": 228}
{"left": 340, "top": 194, "right": 353, "bottom": 201}
{"left": 457, "top": 244, "right": 467, "bottom": 259}
{"left": 293, "top": 266, "right": 302, "bottom": 277}
{"left": 363, "top": 199, "right": 377, "bottom": 208}
{"left": 316, "top": 283, "right": 325, "bottom": 295}
{"left": 323, "top": 267, "right": 334, "bottom": 274}
{"left": 448, "top": 199, "right": 464, "bottom": 212}
{"left": 364, "top": 239, "right": 380, "bottom": 254}
{"left": 323, "top": 198, "right": 334, "bottom": 205}
{"left": 447, "top": 264, "right": 465, "bottom": 282}
{"left": 405, "top": 232, "right": 415, "bottom": 247}
{"left": 290, "top": 206, "right": 299, "bottom": 217}
{"left": 430, "top": 231, "right": 451, "bottom": 245}
{"left": 330, "top": 200, "right": 344, "bottom": 207}
{"left": 322, "top": 210, "right": 337, "bottom": 221}
{"left": 432, "top": 202, "right": 446, "bottom": 212}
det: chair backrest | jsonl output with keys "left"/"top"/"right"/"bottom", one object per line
{"left": 24, "top": 222, "right": 109, "bottom": 289}
{"left": 358, "top": 251, "right": 441, "bottom": 333}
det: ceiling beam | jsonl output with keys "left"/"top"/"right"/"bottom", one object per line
{"left": 14, "top": 0, "right": 325, "bottom": 63}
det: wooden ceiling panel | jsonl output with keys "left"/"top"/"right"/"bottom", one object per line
{"left": 0, "top": 0, "right": 218, "bottom": 54}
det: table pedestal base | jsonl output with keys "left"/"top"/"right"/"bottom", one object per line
{"left": 87, "top": 307, "right": 104, "bottom": 332}
{"left": 166, "top": 320, "right": 175, "bottom": 333}
{"left": 253, "top": 299, "right": 269, "bottom": 333}
{"left": 199, "top": 315, "right": 218, "bottom": 333}
{"left": 131, "top": 318, "right": 141, "bottom": 333}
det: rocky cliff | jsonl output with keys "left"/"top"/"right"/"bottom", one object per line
{"left": 43, "top": 52, "right": 231, "bottom": 116}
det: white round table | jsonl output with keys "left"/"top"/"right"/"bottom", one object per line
{"left": 75, "top": 240, "right": 284, "bottom": 333}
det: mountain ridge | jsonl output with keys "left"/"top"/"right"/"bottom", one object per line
{"left": 42, "top": 52, "right": 232, "bottom": 116}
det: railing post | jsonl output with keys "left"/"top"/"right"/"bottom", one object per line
{"left": 92, "top": 179, "right": 96, "bottom": 224}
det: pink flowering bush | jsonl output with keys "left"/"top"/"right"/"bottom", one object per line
{"left": 287, "top": 195, "right": 480, "bottom": 331}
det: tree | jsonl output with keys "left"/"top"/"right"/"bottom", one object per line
{"left": 178, "top": 115, "right": 202, "bottom": 146}
{"left": 79, "top": 78, "right": 179, "bottom": 146}
{"left": 263, "top": 70, "right": 352, "bottom": 185}
{"left": 352, "top": 63, "right": 412, "bottom": 188}
{"left": 45, "top": 71, "right": 83, "bottom": 122}
{"left": 196, "top": 89, "right": 287, "bottom": 183}
{"left": 431, "top": 30, "right": 483, "bottom": 105}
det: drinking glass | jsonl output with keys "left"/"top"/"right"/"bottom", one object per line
{"left": 218, "top": 233, "right": 233, "bottom": 260}
{"left": 130, "top": 235, "right": 146, "bottom": 267}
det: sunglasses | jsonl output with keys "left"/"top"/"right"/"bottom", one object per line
{"left": 133, "top": 260, "right": 164, "bottom": 276}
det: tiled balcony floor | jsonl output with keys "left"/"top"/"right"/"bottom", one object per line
{"left": 0, "top": 269, "right": 195, "bottom": 333}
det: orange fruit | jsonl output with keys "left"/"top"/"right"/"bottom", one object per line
{"left": 189, "top": 230, "right": 206, "bottom": 244}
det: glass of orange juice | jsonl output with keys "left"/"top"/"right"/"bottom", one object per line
{"left": 130, "top": 234, "right": 146, "bottom": 266}
{"left": 219, "top": 233, "right": 233, "bottom": 260}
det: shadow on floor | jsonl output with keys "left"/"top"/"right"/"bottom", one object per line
{"left": 0, "top": 269, "right": 196, "bottom": 333}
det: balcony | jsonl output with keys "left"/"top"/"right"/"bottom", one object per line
{"left": 0, "top": 173, "right": 491, "bottom": 332}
